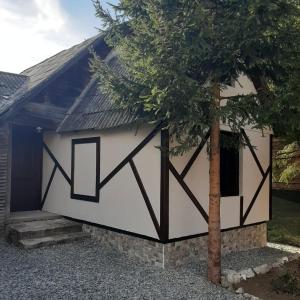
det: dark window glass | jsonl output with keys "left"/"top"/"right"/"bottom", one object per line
{"left": 220, "top": 131, "right": 240, "bottom": 197}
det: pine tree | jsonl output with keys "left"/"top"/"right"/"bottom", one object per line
{"left": 92, "top": 0, "right": 300, "bottom": 283}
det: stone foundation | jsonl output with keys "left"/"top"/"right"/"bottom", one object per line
{"left": 164, "top": 223, "right": 267, "bottom": 267}
{"left": 83, "top": 223, "right": 267, "bottom": 268}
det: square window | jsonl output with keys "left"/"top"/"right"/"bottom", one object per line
{"left": 71, "top": 137, "right": 100, "bottom": 202}
{"left": 220, "top": 131, "right": 240, "bottom": 197}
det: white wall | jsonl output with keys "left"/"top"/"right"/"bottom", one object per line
{"left": 42, "top": 75, "right": 271, "bottom": 241}
{"left": 42, "top": 125, "right": 161, "bottom": 239}
{"left": 169, "top": 128, "right": 270, "bottom": 239}
{"left": 168, "top": 75, "right": 271, "bottom": 239}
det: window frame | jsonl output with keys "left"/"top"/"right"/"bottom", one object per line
{"left": 220, "top": 131, "right": 240, "bottom": 197}
{"left": 71, "top": 137, "right": 100, "bottom": 202}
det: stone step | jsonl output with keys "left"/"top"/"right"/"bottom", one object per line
{"left": 7, "top": 218, "right": 82, "bottom": 243}
{"left": 19, "top": 232, "right": 90, "bottom": 249}
{"left": 7, "top": 211, "right": 61, "bottom": 224}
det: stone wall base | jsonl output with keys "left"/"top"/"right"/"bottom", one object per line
{"left": 83, "top": 223, "right": 267, "bottom": 268}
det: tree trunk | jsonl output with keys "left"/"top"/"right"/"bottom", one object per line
{"left": 208, "top": 88, "right": 221, "bottom": 284}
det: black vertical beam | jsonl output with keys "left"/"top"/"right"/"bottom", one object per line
{"left": 269, "top": 134, "right": 273, "bottom": 220}
{"left": 160, "top": 129, "right": 169, "bottom": 242}
{"left": 239, "top": 196, "right": 244, "bottom": 226}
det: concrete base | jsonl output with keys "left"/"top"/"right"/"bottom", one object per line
{"left": 83, "top": 223, "right": 267, "bottom": 268}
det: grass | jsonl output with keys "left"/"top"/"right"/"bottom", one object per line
{"left": 268, "top": 194, "right": 300, "bottom": 247}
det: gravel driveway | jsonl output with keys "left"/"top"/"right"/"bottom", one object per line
{"left": 0, "top": 238, "right": 242, "bottom": 300}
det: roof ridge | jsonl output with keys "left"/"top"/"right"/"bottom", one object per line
{"left": 0, "top": 70, "right": 28, "bottom": 78}
{"left": 20, "top": 33, "right": 102, "bottom": 75}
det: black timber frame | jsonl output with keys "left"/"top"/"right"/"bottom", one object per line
{"left": 160, "top": 129, "right": 169, "bottom": 242}
{"left": 269, "top": 134, "right": 273, "bottom": 220}
{"left": 71, "top": 137, "right": 100, "bottom": 203}
{"left": 42, "top": 124, "right": 164, "bottom": 239}
{"left": 41, "top": 125, "right": 272, "bottom": 243}
{"left": 43, "top": 143, "right": 71, "bottom": 184}
{"left": 240, "top": 129, "right": 272, "bottom": 225}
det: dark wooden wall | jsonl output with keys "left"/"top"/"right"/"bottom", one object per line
{"left": 0, "top": 125, "right": 10, "bottom": 231}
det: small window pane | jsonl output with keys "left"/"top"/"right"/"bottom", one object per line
{"left": 220, "top": 132, "right": 240, "bottom": 197}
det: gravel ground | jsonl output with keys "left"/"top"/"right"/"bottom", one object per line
{"left": 0, "top": 238, "right": 242, "bottom": 300}
{"left": 175, "top": 246, "right": 296, "bottom": 277}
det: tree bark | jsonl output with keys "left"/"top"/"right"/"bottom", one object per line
{"left": 208, "top": 87, "right": 221, "bottom": 284}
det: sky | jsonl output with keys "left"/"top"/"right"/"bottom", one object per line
{"left": 0, "top": 0, "right": 118, "bottom": 73}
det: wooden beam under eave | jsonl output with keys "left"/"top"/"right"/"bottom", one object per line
{"left": 12, "top": 110, "right": 60, "bottom": 131}
{"left": 24, "top": 102, "right": 66, "bottom": 121}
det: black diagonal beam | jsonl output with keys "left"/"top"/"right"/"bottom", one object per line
{"left": 181, "top": 130, "right": 210, "bottom": 179}
{"left": 169, "top": 162, "right": 209, "bottom": 223}
{"left": 242, "top": 166, "right": 271, "bottom": 224}
{"left": 98, "top": 123, "right": 162, "bottom": 190}
{"left": 241, "top": 129, "right": 265, "bottom": 177}
{"left": 129, "top": 159, "right": 161, "bottom": 238}
{"left": 41, "top": 165, "right": 57, "bottom": 208}
{"left": 43, "top": 143, "right": 71, "bottom": 185}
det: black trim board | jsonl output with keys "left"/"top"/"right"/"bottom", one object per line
{"left": 64, "top": 214, "right": 266, "bottom": 244}
{"left": 65, "top": 216, "right": 161, "bottom": 243}
{"left": 71, "top": 137, "right": 100, "bottom": 203}
{"left": 160, "top": 129, "right": 169, "bottom": 242}
{"left": 269, "top": 134, "right": 273, "bottom": 220}
{"left": 239, "top": 196, "right": 244, "bottom": 226}
{"left": 167, "top": 221, "right": 267, "bottom": 243}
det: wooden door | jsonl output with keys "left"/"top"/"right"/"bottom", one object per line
{"left": 10, "top": 125, "right": 43, "bottom": 212}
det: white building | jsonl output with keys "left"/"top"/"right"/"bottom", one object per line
{"left": 0, "top": 35, "right": 272, "bottom": 267}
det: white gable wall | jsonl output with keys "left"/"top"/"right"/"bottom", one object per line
{"left": 42, "top": 125, "right": 161, "bottom": 239}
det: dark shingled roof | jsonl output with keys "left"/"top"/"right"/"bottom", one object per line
{"left": 20, "top": 35, "right": 102, "bottom": 90}
{"left": 0, "top": 71, "right": 28, "bottom": 114}
{"left": 58, "top": 54, "right": 137, "bottom": 132}
{"left": 1, "top": 34, "right": 138, "bottom": 132}
{"left": 0, "top": 34, "right": 104, "bottom": 117}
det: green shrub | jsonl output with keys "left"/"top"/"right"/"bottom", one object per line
{"left": 271, "top": 271, "right": 300, "bottom": 296}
